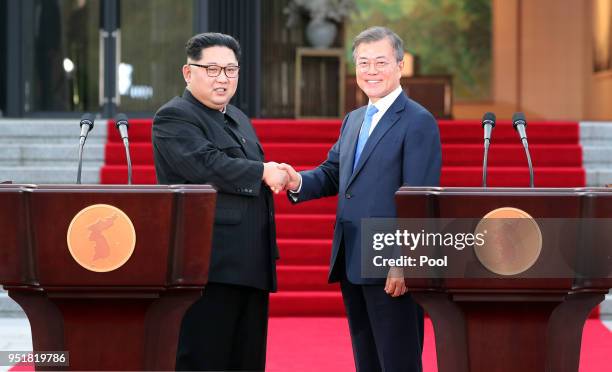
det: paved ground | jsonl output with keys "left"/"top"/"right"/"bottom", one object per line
{"left": 0, "top": 317, "right": 32, "bottom": 372}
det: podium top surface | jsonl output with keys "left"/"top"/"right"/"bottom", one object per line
{"left": 397, "top": 186, "right": 611, "bottom": 195}
{"left": 0, "top": 184, "right": 217, "bottom": 193}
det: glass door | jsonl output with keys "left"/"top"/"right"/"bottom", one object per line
{"left": 16, "top": 0, "right": 194, "bottom": 117}
{"left": 21, "top": 0, "right": 101, "bottom": 115}
{"left": 116, "top": 0, "right": 194, "bottom": 115}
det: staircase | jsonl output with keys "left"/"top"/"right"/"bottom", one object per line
{"left": 100, "top": 118, "right": 590, "bottom": 316}
{"left": 1, "top": 117, "right": 608, "bottom": 319}
{"left": 581, "top": 121, "right": 612, "bottom": 186}
{"left": 0, "top": 119, "right": 106, "bottom": 184}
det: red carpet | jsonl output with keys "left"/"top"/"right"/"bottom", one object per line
{"left": 8, "top": 319, "right": 610, "bottom": 371}
{"left": 265, "top": 318, "right": 612, "bottom": 372}
{"left": 101, "top": 118, "right": 586, "bottom": 317}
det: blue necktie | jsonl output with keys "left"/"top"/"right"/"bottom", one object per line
{"left": 353, "top": 105, "right": 379, "bottom": 171}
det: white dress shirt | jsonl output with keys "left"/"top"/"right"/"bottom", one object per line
{"left": 367, "top": 85, "right": 403, "bottom": 135}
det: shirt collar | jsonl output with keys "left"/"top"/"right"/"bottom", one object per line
{"left": 369, "top": 85, "right": 403, "bottom": 116}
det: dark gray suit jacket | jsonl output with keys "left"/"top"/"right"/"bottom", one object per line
{"left": 152, "top": 89, "right": 278, "bottom": 291}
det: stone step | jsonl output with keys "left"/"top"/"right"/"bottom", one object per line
{"left": 0, "top": 119, "right": 108, "bottom": 144}
{"left": 580, "top": 121, "right": 612, "bottom": 146}
{"left": 0, "top": 144, "right": 104, "bottom": 166}
{"left": 602, "top": 294, "right": 612, "bottom": 319}
{"left": 582, "top": 146, "right": 612, "bottom": 165}
{"left": 0, "top": 120, "right": 107, "bottom": 183}
{"left": 0, "top": 166, "right": 100, "bottom": 184}
{"left": 586, "top": 169, "right": 612, "bottom": 187}
{"left": 578, "top": 122, "right": 612, "bottom": 186}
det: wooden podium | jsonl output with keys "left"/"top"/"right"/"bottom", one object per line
{"left": 395, "top": 187, "right": 612, "bottom": 372}
{"left": 0, "top": 184, "right": 216, "bottom": 370}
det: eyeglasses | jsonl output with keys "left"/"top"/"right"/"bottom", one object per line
{"left": 357, "top": 60, "right": 392, "bottom": 73}
{"left": 189, "top": 63, "right": 240, "bottom": 78}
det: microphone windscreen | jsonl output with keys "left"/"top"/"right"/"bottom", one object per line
{"left": 80, "top": 112, "right": 95, "bottom": 130}
{"left": 512, "top": 112, "right": 527, "bottom": 127}
{"left": 481, "top": 112, "right": 496, "bottom": 127}
{"left": 115, "top": 113, "right": 129, "bottom": 128}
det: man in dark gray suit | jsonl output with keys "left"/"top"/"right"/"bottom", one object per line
{"left": 152, "top": 32, "right": 286, "bottom": 371}
{"left": 280, "top": 27, "right": 442, "bottom": 371}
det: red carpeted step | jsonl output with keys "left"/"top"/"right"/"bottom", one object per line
{"left": 105, "top": 119, "right": 580, "bottom": 145}
{"left": 276, "top": 214, "right": 335, "bottom": 239}
{"left": 438, "top": 120, "right": 579, "bottom": 144}
{"left": 104, "top": 143, "right": 583, "bottom": 168}
{"left": 286, "top": 166, "right": 586, "bottom": 187}
{"left": 108, "top": 119, "right": 153, "bottom": 143}
{"left": 104, "top": 142, "right": 582, "bottom": 168}
{"left": 277, "top": 238, "right": 332, "bottom": 265}
{"left": 255, "top": 120, "right": 580, "bottom": 145}
{"left": 442, "top": 166, "right": 585, "bottom": 187}
{"left": 274, "top": 194, "right": 336, "bottom": 214}
{"left": 261, "top": 143, "right": 331, "bottom": 165}
{"left": 99, "top": 165, "right": 586, "bottom": 187}
{"left": 277, "top": 265, "right": 336, "bottom": 291}
{"left": 100, "top": 165, "right": 156, "bottom": 184}
{"left": 106, "top": 143, "right": 153, "bottom": 165}
{"left": 443, "top": 144, "right": 582, "bottom": 166}
{"left": 107, "top": 119, "right": 343, "bottom": 144}
{"left": 269, "top": 291, "right": 345, "bottom": 317}
{"left": 253, "top": 119, "right": 341, "bottom": 143}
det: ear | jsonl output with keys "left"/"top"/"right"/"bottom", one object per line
{"left": 397, "top": 59, "right": 404, "bottom": 71}
{"left": 182, "top": 64, "right": 191, "bottom": 84}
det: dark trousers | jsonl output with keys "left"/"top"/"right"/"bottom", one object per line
{"left": 175, "top": 282, "right": 269, "bottom": 371}
{"left": 340, "top": 271, "right": 424, "bottom": 372}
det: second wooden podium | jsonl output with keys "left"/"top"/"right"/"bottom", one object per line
{"left": 395, "top": 187, "right": 611, "bottom": 372}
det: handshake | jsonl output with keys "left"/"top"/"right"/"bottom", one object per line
{"left": 262, "top": 162, "right": 300, "bottom": 194}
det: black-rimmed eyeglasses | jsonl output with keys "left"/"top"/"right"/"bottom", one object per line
{"left": 189, "top": 63, "right": 240, "bottom": 78}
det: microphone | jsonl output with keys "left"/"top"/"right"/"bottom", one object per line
{"left": 77, "top": 113, "right": 95, "bottom": 184}
{"left": 115, "top": 113, "right": 129, "bottom": 140}
{"left": 512, "top": 112, "right": 534, "bottom": 188}
{"left": 115, "top": 113, "right": 132, "bottom": 185}
{"left": 79, "top": 113, "right": 95, "bottom": 141}
{"left": 512, "top": 112, "right": 528, "bottom": 140}
{"left": 481, "top": 112, "right": 496, "bottom": 188}
{"left": 482, "top": 112, "right": 496, "bottom": 142}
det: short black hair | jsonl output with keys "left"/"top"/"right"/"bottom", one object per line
{"left": 185, "top": 32, "right": 241, "bottom": 62}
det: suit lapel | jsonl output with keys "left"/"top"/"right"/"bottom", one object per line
{"left": 224, "top": 106, "right": 265, "bottom": 161}
{"left": 347, "top": 93, "right": 407, "bottom": 187}
{"left": 340, "top": 107, "right": 365, "bottom": 186}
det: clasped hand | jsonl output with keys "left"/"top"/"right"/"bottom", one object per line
{"left": 262, "top": 162, "right": 301, "bottom": 194}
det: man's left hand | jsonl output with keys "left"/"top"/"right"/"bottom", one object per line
{"left": 384, "top": 267, "right": 407, "bottom": 297}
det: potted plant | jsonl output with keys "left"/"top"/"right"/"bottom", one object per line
{"left": 284, "top": 0, "right": 356, "bottom": 48}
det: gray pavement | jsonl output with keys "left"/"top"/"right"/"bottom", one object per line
{"left": 0, "top": 292, "right": 31, "bottom": 371}
{"left": 0, "top": 317, "right": 32, "bottom": 372}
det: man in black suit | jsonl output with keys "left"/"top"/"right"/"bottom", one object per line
{"left": 152, "top": 32, "right": 287, "bottom": 371}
